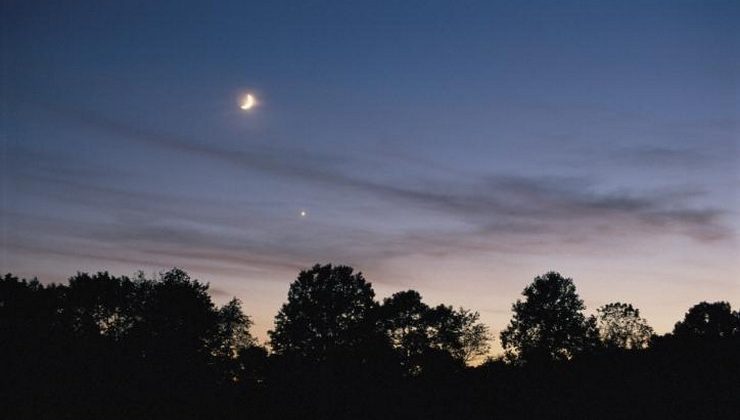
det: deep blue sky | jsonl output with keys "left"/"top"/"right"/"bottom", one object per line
{"left": 2, "top": 0, "right": 738, "bottom": 349}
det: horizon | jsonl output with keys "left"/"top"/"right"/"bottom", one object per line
{"left": 2, "top": 0, "right": 739, "bottom": 355}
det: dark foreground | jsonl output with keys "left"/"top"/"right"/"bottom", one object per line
{"left": 3, "top": 341, "right": 739, "bottom": 419}
{"left": 1, "top": 269, "right": 738, "bottom": 419}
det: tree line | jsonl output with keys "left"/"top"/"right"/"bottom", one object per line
{"left": 1, "top": 264, "right": 738, "bottom": 419}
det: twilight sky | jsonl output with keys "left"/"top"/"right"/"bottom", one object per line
{"left": 2, "top": 0, "right": 739, "bottom": 351}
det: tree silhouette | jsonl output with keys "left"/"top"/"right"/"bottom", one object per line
{"left": 1, "top": 269, "right": 262, "bottom": 419}
{"left": 380, "top": 291, "right": 491, "bottom": 374}
{"left": 457, "top": 309, "right": 492, "bottom": 362}
{"left": 426, "top": 305, "right": 491, "bottom": 364}
{"left": 673, "top": 301, "right": 739, "bottom": 339}
{"left": 128, "top": 268, "right": 225, "bottom": 364}
{"left": 215, "top": 298, "right": 256, "bottom": 358}
{"left": 380, "top": 290, "right": 431, "bottom": 374}
{"left": 596, "top": 302, "right": 653, "bottom": 350}
{"left": 269, "top": 264, "right": 380, "bottom": 361}
{"left": 61, "top": 271, "right": 136, "bottom": 340}
{"left": 3, "top": 267, "right": 740, "bottom": 419}
{"left": 0, "top": 273, "right": 56, "bottom": 339}
{"left": 500, "top": 272, "right": 591, "bottom": 363}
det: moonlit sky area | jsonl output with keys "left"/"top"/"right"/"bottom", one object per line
{"left": 2, "top": 1, "right": 738, "bottom": 352}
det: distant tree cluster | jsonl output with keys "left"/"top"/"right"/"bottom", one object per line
{"left": 0, "top": 269, "right": 262, "bottom": 418}
{"left": 2, "top": 265, "right": 739, "bottom": 419}
{"left": 269, "top": 264, "right": 491, "bottom": 376}
{"left": 499, "top": 272, "right": 660, "bottom": 364}
{"left": 673, "top": 301, "right": 739, "bottom": 339}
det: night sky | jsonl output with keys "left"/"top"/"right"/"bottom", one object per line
{"left": 2, "top": 0, "right": 738, "bottom": 351}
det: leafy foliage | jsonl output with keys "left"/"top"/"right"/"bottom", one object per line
{"left": 380, "top": 290, "right": 431, "bottom": 373}
{"left": 381, "top": 291, "right": 491, "bottom": 374}
{"left": 673, "top": 301, "right": 739, "bottom": 339}
{"left": 269, "top": 264, "right": 380, "bottom": 360}
{"left": 596, "top": 302, "right": 654, "bottom": 349}
{"left": 500, "top": 272, "right": 592, "bottom": 363}
{"left": 426, "top": 305, "right": 491, "bottom": 363}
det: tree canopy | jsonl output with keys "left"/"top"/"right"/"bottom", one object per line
{"left": 673, "top": 301, "right": 739, "bottom": 339}
{"left": 3, "top": 266, "right": 738, "bottom": 419}
{"left": 596, "top": 302, "right": 654, "bottom": 350}
{"left": 381, "top": 290, "right": 491, "bottom": 375}
{"left": 1, "top": 269, "right": 265, "bottom": 419}
{"left": 500, "top": 271, "right": 592, "bottom": 363}
{"left": 269, "top": 264, "right": 380, "bottom": 361}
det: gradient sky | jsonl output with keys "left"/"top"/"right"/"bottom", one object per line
{"left": 2, "top": 0, "right": 739, "bottom": 353}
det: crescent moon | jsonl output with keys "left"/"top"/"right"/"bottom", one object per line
{"left": 240, "top": 94, "right": 256, "bottom": 110}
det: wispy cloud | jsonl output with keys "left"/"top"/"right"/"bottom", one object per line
{"left": 39, "top": 103, "right": 730, "bottom": 229}
{"left": 3, "top": 103, "right": 732, "bottom": 279}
